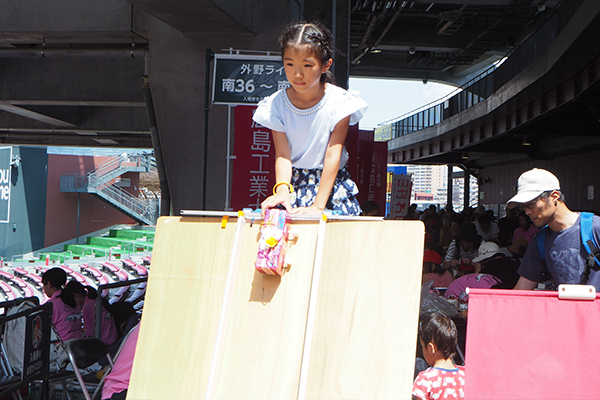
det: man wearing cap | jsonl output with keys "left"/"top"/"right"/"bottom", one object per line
{"left": 506, "top": 168, "right": 600, "bottom": 290}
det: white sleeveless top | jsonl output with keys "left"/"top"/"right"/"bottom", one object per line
{"left": 252, "top": 84, "right": 368, "bottom": 169}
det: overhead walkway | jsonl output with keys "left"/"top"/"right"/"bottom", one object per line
{"left": 382, "top": 0, "right": 600, "bottom": 171}
{"left": 60, "top": 153, "right": 159, "bottom": 225}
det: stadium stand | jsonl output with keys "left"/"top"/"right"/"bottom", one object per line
{"left": 0, "top": 225, "right": 152, "bottom": 398}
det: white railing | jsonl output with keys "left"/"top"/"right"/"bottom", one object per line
{"left": 60, "top": 154, "right": 159, "bottom": 225}
{"left": 89, "top": 175, "right": 158, "bottom": 225}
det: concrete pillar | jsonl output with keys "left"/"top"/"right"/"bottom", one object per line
{"left": 146, "top": 2, "right": 290, "bottom": 213}
{"left": 463, "top": 168, "right": 471, "bottom": 211}
{"left": 332, "top": 0, "right": 350, "bottom": 89}
{"left": 447, "top": 165, "right": 453, "bottom": 211}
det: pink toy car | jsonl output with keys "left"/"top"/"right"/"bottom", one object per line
{"left": 255, "top": 208, "right": 293, "bottom": 276}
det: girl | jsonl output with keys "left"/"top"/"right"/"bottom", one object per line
{"left": 42, "top": 267, "right": 83, "bottom": 341}
{"left": 422, "top": 250, "right": 454, "bottom": 288}
{"left": 511, "top": 211, "right": 539, "bottom": 245}
{"left": 66, "top": 281, "right": 118, "bottom": 346}
{"left": 443, "top": 222, "right": 481, "bottom": 273}
{"left": 253, "top": 21, "right": 368, "bottom": 216}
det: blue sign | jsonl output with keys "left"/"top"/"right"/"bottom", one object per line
{"left": 212, "top": 54, "right": 289, "bottom": 105}
{"left": 388, "top": 165, "right": 407, "bottom": 175}
{"left": 0, "top": 147, "right": 12, "bottom": 223}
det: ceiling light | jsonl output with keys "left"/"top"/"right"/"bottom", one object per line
{"left": 408, "top": 47, "right": 416, "bottom": 55}
{"left": 371, "top": 48, "right": 381, "bottom": 54}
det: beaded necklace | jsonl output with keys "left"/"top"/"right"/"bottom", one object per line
{"left": 282, "top": 84, "right": 331, "bottom": 116}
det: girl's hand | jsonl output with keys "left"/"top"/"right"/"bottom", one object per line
{"left": 291, "top": 204, "right": 323, "bottom": 216}
{"left": 261, "top": 192, "right": 292, "bottom": 217}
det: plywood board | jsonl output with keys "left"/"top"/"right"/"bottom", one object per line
{"left": 128, "top": 216, "right": 320, "bottom": 399}
{"left": 127, "top": 216, "right": 423, "bottom": 400}
{"left": 126, "top": 217, "right": 235, "bottom": 399}
{"left": 212, "top": 219, "right": 320, "bottom": 399}
{"left": 305, "top": 220, "right": 423, "bottom": 399}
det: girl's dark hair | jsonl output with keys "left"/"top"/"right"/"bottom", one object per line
{"left": 419, "top": 312, "right": 457, "bottom": 359}
{"left": 42, "top": 268, "right": 77, "bottom": 309}
{"left": 65, "top": 280, "right": 111, "bottom": 313}
{"left": 278, "top": 21, "right": 336, "bottom": 84}
{"left": 517, "top": 211, "right": 532, "bottom": 230}
{"left": 423, "top": 261, "right": 445, "bottom": 276}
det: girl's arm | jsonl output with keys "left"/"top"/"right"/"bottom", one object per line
{"left": 293, "top": 116, "right": 351, "bottom": 215}
{"left": 261, "top": 130, "right": 293, "bottom": 215}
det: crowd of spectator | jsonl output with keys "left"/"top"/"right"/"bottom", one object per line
{"left": 412, "top": 203, "right": 538, "bottom": 399}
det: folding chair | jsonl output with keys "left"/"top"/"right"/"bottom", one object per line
{"left": 0, "top": 342, "right": 23, "bottom": 400}
{"left": 65, "top": 338, "right": 114, "bottom": 400}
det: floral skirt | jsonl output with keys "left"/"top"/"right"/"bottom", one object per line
{"left": 290, "top": 166, "right": 362, "bottom": 216}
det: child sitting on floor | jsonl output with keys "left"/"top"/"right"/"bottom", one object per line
{"left": 422, "top": 250, "right": 454, "bottom": 288}
{"left": 413, "top": 312, "right": 465, "bottom": 400}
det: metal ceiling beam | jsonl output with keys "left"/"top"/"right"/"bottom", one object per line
{"left": 0, "top": 102, "right": 77, "bottom": 128}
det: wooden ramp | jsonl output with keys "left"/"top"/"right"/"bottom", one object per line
{"left": 127, "top": 214, "right": 423, "bottom": 400}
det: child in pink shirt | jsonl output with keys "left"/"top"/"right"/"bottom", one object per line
{"left": 102, "top": 323, "right": 140, "bottom": 400}
{"left": 512, "top": 211, "right": 539, "bottom": 244}
{"left": 42, "top": 268, "right": 83, "bottom": 341}
{"left": 422, "top": 250, "right": 454, "bottom": 288}
{"left": 66, "top": 281, "right": 118, "bottom": 346}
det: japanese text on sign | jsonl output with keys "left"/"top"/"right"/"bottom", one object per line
{"left": 368, "top": 166, "right": 383, "bottom": 202}
{"left": 247, "top": 120, "right": 272, "bottom": 208}
{"left": 389, "top": 174, "right": 412, "bottom": 220}
{"left": 213, "top": 55, "right": 290, "bottom": 105}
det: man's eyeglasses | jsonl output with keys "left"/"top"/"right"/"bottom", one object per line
{"left": 518, "top": 195, "right": 543, "bottom": 211}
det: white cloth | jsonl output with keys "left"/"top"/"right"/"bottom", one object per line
{"left": 252, "top": 84, "right": 368, "bottom": 169}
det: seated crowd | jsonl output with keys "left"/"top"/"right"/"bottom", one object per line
{"left": 416, "top": 204, "right": 536, "bottom": 298}
{"left": 411, "top": 204, "right": 537, "bottom": 400}
{"left": 36, "top": 267, "right": 140, "bottom": 400}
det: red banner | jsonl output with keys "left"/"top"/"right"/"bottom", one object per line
{"left": 345, "top": 127, "right": 386, "bottom": 215}
{"left": 232, "top": 107, "right": 386, "bottom": 214}
{"left": 365, "top": 141, "right": 387, "bottom": 213}
{"left": 231, "top": 105, "right": 276, "bottom": 211}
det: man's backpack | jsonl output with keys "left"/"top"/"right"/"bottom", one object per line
{"left": 536, "top": 212, "right": 600, "bottom": 271}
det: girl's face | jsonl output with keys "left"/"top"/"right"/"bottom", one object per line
{"left": 461, "top": 240, "right": 474, "bottom": 252}
{"left": 450, "top": 222, "right": 461, "bottom": 238}
{"left": 519, "top": 215, "right": 527, "bottom": 228}
{"left": 42, "top": 281, "right": 52, "bottom": 297}
{"left": 283, "top": 46, "right": 332, "bottom": 96}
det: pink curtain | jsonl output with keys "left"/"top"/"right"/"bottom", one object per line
{"left": 464, "top": 288, "right": 600, "bottom": 400}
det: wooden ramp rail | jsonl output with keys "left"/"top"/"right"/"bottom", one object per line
{"left": 128, "top": 214, "right": 423, "bottom": 399}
